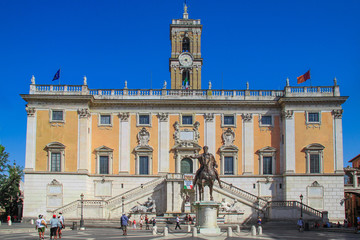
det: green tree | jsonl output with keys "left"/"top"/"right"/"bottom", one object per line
{"left": 0, "top": 145, "right": 23, "bottom": 217}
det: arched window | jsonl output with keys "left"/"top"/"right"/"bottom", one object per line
{"left": 181, "top": 158, "right": 193, "bottom": 174}
{"left": 182, "top": 70, "right": 190, "bottom": 89}
{"left": 182, "top": 37, "right": 190, "bottom": 52}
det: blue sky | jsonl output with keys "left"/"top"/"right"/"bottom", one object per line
{"left": 0, "top": 0, "right": 359, "bottom": 168}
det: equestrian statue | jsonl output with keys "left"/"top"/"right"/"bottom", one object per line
{"left": 191, "top": 146, "right": 222, "bottom": 201}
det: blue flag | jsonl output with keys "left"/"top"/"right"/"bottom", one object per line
{"left": 52, "top": 69, "right": 60, "bottom": 81}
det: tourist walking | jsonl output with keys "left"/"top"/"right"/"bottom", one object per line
{"left": 175, "top": 215, "right": 181, "bottom": 230}
{"left": 152, "top": 217, "right": 156, "bottom": 227}
{"left": 139, "top": 216, "right": 143, "bottom": 230}
{"left": 133, "top": 219, "right": 137, "bottom": 229}
{"left": 145, "top": 215, "right": 150, "bottom": 230}
{"left": 297, "top": 218, "right": 304, "bottom": 232}
{"left": 35, "top": 214, "right": 47, "bottom": 240}
{"left": 188, "top": 215, "right": 192, "bottom": 225}
{"left": 58, "top": 212, "right": 65, "bottom": 239}
{"left": 49, "top": 214, "right": 61, "bottom": 240}
{"left": 120, "top": 213, "right": 129, "bottom": 236}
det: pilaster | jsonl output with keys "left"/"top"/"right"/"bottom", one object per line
{"left": 204, "top": 113, "right": 215, "bottom": 154}
{"left": 24, "top": 107, "right": 36, "bottom": 172}
{"left": 242, "top": 113, "right": 254, "bottom": 174}
{"left": 332, "top": 109, "right": 344, "bottom": 173}
{"left": 282, "top": 110, "right": 296, "bottom": 173}
{"left": 77, "top": 108, "right": 91, "bottom": 173}
{"left": 119, "top": 113, "right": 130, "bottom": 174}
{"left": 158, "top": 113, "right": 169, "bottom": 174}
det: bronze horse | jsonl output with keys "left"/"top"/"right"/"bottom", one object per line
{"left": 191, "top": 146, "right": 222, "bottom": 201}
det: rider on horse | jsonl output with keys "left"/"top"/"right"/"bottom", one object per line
{"left": 191, "top": 146, "right": 222, "bottom": 188}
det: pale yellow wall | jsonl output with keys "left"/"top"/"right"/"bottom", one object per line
{"left": 91, "top": 114, "right": 119, "bottom": 174}
{"left": 36, "top": 110, "right": 78, "bottom": 172}
{"left": 253, "top": 115, "right": 281, "bottom": 175}
{"left": 294, "top": 112, "right": 334, "bottom": 173}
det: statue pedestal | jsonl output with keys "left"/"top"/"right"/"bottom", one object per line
{"left": 193, "top": 201, "right": 221, "bottom": 234}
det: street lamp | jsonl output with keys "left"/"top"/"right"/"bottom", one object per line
{"left": 80, "top": 193, "right": 85, "bottom": 230}
{"left": 299, "top": 194, "right": 303, "bottom": 218}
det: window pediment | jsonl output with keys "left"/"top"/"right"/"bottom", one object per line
{"left": 257, "top": 146, "right": 276, "bottom": 155}
{"left": 134, "top": 145, "right": 153, "bottom": 152}
{"left": 304, "top": 143, "right": 325, "bottom": 151}
{"left": 46, "top": 142, "right": 65, "bottom": 150}
{"left": 95, "top": 145, "right": 113, "bottom": 152}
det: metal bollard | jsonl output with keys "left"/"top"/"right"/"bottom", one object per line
{"left": 257, "top": 225, "right": 263, "bottom": 235}
{"left": 187, "top": 225, "right": 191, "bottom": 232}
{"left": 251, "top": 225, "right": 256, "bottom": 236}
{"left": 30, "top": 219, "right": 34, "bottom": 225}
{"left": 163, "top": 226, "right": 168, "bottom": 236}
{"left": 227, "top": 226, "right": 233, "bottom": 237}
{"left": 236, "top": 224, "right": 240, "bottom": 232}
{"left": 192, "top": 227, "right": 197, "bottom": 237}
{"left": 152, "top": 226, "right": 157, "bottom": 236}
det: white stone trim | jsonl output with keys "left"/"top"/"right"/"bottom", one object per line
{"left": 257, "top": 147, "right": 277, "bottom": 175}
{"left": 134, "top": 146, "right": 153, "bottom": 175}
{"left": 25, "top": 108, "right": 37, "bottom": 171}
{"left": 259, "top": 114, "right": 274, "bottom": 127}
{"left": 305, "top": 111, "right": 322, "bottom": 126}
{"left": 283, "top": 112, "right": 295, "bottom": 173}
{"left": 46, "top": 142, "right": 65, "bottom": 172}
{"left": 94, "top": 146, "right": 113, "bottom": 174}
{"left": 119, "top": 114, "right": 130, "bottom": 174}
{"left": 98, "top": 113, "right": 113, "bottom": 127}
{"left": 49, "top": 109, "right": 65, "bottom": 123}
{"left": 242, "top": 114, "right": 254, "bottom": 174}
{"left": 180, "top": 113, "right": 195, "bottom": 126}
{"left": 304, "top": 144, "right": 325, "bottom": 174}
{"left": 158, "top": 116, "right": 169, "bottom": 173}
{"left": 137, "top": 112, "right": 152, "bottom": 127}
{"left": 221, "top": 113, "right": 236, "bottom": 128}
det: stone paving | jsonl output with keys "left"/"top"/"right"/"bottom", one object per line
{"left": 0, "top": 223, "right": 359, "bottom": 240}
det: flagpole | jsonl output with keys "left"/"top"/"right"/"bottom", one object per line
{"left": 309, "top": 68, "right": 312, "bottom": 87}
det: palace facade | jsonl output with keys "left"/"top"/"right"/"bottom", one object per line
{"left": 21, "top": 6, "right": 347, "bottom": 222}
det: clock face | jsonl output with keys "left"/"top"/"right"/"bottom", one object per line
{"left": 179, "top": 53, "right": 193, "bottom": 67}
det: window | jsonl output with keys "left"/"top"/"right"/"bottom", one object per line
{"left": 182, "top": 70, "right": 190, "bottom": 89}
{"left": 99, "top": 156, "right": 109, "bottom": 174}
{"left": 100, "top": 114, "right": 111, "bottom": 125}
{"left": 222, "top": 114, "right": 236, "bottom": 127}
{"left": 52, "top": 110, "right": 63, "bottom": 121}
{"left": 224, "top": 156, "right": 234, "bottom": 175}
{"left": 310, "top": 154, "right": 320, "bottom": 173}
{"left": 257, "top": 146, "right": 277, "bottom": 175}
{"left": 182, "top": 37, "right": 190, "bottom": 52}
{"left": 51, "top": 153, "right": 61, "bottom": 172}
{"left": 182, "top": 115, "right": 193, "bottom": 125}
{"left": 263, "top": 156, "right": 272, "bottom": 175}
{"left": 95, "top": 146, "right": 113, "bottom": 175}
{"left": 45, "top": 142, "right": 65, "bottom": 172}
{"left": 139, "top": 156, "right": 149, "bottom": 175}
{"left": 181, "top": 158, "right": 193, "bottom": 174}
{"left": 137, "top": 113, "right": 151, "bottom": 127}
{"left": 260, "top": 116, "right": 272, "bottom": 126}
{"left": 303, "top": 143, "right": 325, "bottom": 174}
{"left": 306, "top": 111, "right": 321, "bottom": 125}
{"left": 308, "top": 113, "right": 319, "bottom": 123}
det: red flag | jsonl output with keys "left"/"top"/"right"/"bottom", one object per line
{"left": 297, "top": 70, "right": 310, "bottom": 84}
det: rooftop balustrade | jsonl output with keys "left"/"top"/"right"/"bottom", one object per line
{"left": 28, "top": 84, "right": 340, "bottom": 100}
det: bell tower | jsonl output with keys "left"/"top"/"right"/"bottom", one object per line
{"left": 170, "top": 4, "right": 203, "bottom": 89}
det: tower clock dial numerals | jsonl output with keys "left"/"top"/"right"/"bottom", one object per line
{"left": 179, "top": 53, "right": 193, "bottom": 67}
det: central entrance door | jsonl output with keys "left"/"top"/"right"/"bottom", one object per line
{"left": 181, "top": 158, "right": 193, "bottom": 174}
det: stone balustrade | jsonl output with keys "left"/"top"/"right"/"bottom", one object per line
{"left": 29, "top": 84, "right": 341, "bottom": 100}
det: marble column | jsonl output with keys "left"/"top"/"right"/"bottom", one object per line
{"left": 119, "top": 113, "right": 130, "bottom": 174}
{"left": 158, "top": 113, "right": 169, "bottom": 174}
{"left": 242, "top": 113, "right": 254, "bottom": 175}
{"left": 332, "top": 109, "right": 344, "bottom": 173}
{"left": 282, "top": 110, "right": 295, "bottom": 173}
{"left": 24, "top": 107, "right": 36, "bottom": 172}
{"left": 77, "top": 109, "right": 91, "bottom": 173}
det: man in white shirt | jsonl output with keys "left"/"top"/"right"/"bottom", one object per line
{"left": 175, "top": 215, "right": 181, "bottom": 230}
{"left": 35, "top": 214, "right": 47, "bottom": 240}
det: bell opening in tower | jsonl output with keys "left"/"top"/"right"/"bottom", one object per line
{"left": 182, "top": 70, "right": 190, "bottom": 89}
{"left": 182, "top": 37, "right": 190, "bottom": 52}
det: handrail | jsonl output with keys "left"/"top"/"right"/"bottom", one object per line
{"left": 215, "top": 180, "right": 268, "bottom": 206}
{"left": 268, "top": 201, "right": 323, "bottom": 218}
{"left": 51, "top": 177, "right": 164, "bottom": 214}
